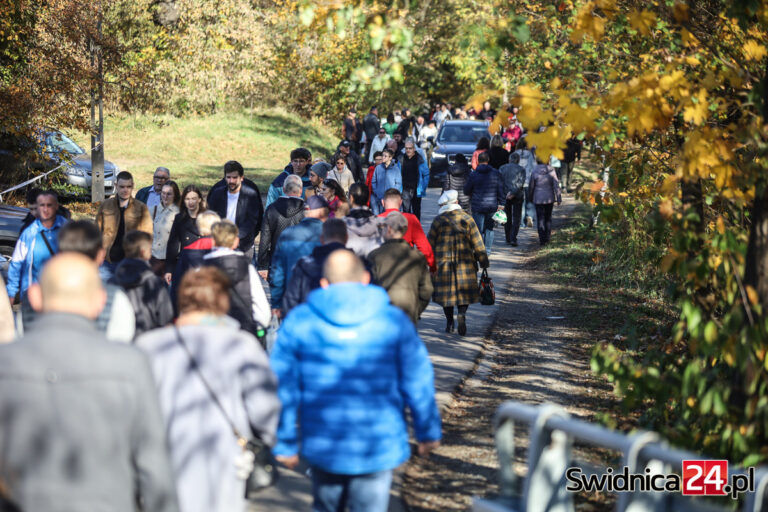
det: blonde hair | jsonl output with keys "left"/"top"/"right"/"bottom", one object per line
{"left": 196, "top": 210, "right": 221, "bottom": 236}
{"left": 211, "top": 220, "right": 239, "bottom": 248}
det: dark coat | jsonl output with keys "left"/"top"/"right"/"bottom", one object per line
{"left": 207, "top": 182, "right": 264, "bottom": 252}
{"left": 281, "top": 242, "right": 346, "bottom": 314}
{"left": 203, "top": 252, "right": 259, "bottom": 334}
{"left": 427, "top": 209, "right": 489, "bottom": 307}
{"left": 463, "top": 164, "right": 505, "bottom": 214}
{"left": 528, "top": 164, "right": 562, "bottom": 205}
{"left": 165, "top": 213, "right": 201, "bottom": 275}
{"left": 257, "top": 196, "right": 305, "bottom": 270}
{"left": 363, "top": 112, "right": 381, "bottom": 144}
{"left": 170, "top": 237, "right": 213, "bottom": 312}
{"left": 488, "top": 147, "right": 510, "bottom": 170}
{"left": 110, "top": 258, "right": 174, "bottom": 338}
{"left": 368, "top": 239, "right": 433, "bottom": 324}
{"left": 499, "top": 162, "right": 527, "bottom": 200}
{"left": 0, "top": 313, "right": 179, "bottom": 512}
{"left": 443, "top": 162, "right": 471, "bottom": 211}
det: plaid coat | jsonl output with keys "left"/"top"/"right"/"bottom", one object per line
{"left": 427, "top": 208, "right": 489, "bottom": 307}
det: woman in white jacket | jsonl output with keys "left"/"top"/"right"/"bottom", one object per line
{"left": 328, "top": 154, "right": 355, "bottom": 195}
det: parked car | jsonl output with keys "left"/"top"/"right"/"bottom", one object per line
{"left": 0, "top": 129, "right": 118, "bottom": 197}
{"left": 428, "top": 120, "right": 491, "bottom": 185}
{"left": 0, "top": 203, "right": 28, "bottom": 283}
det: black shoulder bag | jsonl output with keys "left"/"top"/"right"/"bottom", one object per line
{"left": 173, "top": 326, "right": 278, "bottom": 497}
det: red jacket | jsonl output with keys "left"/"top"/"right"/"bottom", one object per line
{"left": 366, "top": 165, "right": 376, "bottom": 207}
{"left": 378, "top": 208, "right": 435, "bottom": 271}
{"left": 184, "top": 236, "right": 214, "bottom": 251}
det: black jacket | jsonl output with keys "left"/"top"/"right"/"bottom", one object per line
{"left": 165, "top": 213, "right": 201, "bottom": 274}
{"left": 207, "top": 181, "right": 264, "bottom": 252}
{"left": 203, "top": 253, "right": 259, "bottom": 334}
{"left": 443, "top": 162, "right": 472, "bottom": 211}
{"left": 110, "top": 258, "right": 174, "bottom": 338}
{"left": 281, "top": 242, "right": 346, "bottom": 314}
{"left": 488, "top": 147, "right": 510, "bottom": 170}
{"left": 257, "top": 196, "right": 305, "bottom": 270}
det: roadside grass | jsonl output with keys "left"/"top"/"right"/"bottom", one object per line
{"left": 71, "top": 108, "right": 339, "bottom": 194}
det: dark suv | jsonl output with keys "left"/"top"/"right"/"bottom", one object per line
{"left": 428, "top": 120, "right": 491, "bottom": 184}
{"left": 0, "top": 129, "right": 118, "bottom": 197}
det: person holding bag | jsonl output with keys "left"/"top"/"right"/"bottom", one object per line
{"left": 427, "top": 190, "right": 489, "bottom": 336}
{"left": 135, "top": 267, "right": 280, "bottom": 512}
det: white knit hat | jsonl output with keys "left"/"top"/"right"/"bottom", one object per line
{"left": 438, "top": 190, "right": 459, "bottom": 205}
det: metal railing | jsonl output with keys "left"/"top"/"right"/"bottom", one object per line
{"left": 473, "top": 401, "right": 768, "bottom": 512}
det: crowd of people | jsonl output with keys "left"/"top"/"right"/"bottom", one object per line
{"left": 0, "top": 99, "right": 580, "bottom": 512}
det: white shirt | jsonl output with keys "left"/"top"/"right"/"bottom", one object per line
{"left": 226, "top": 191, "right": 240, "bottom": 222}
{"left": 146, "top": 189, "right": 162, "bottom": 213}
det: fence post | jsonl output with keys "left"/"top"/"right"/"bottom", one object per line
{"left": 523, "top": 404, "right": 574, "bottom": 512}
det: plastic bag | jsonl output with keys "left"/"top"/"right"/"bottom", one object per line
{"left": 265, "top": 314, "right": 280, "bottom": 354}
{"left": 492, "top": 209, "right": 507, "bottom": 225}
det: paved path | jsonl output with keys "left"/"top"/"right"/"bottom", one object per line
{"left": 253, "top": 187, "right": 531, "bottom": 511}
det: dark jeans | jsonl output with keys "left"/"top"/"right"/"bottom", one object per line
{"left": 402, "top": 187, "right": 422, "bottom": 220}
{"left": 535, "top": 203, "right": 554, "bottom": 245}
{"left": 472, "top": 211, "right": 495, "bottom": 254}
{"left": 311, "top": 467, "right": 392, "bottom": 512}
{"left": 504, "top": 196, "right": 523, "bottom": 243}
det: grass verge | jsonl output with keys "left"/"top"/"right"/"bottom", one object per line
{"left": 70, "top": 108, "right": 340, "bottom": 194}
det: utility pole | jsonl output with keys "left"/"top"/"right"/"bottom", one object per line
{"left": 90, "top": 0, "right": 105, "bottom": 203}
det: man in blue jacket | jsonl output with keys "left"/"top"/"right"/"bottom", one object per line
{"left": 6, "top": 190, "right": 67, "bottom": 304}
{"left": 397, "top": 137, "right": 430, "bottom": 220}
{"left": 464, "top": 151, "right": 505, "bottom": 254}
{"left": 271, "top": 249, "right": 441, "bottom": 512}
{"left": 268, "top": 194, "right": 328, "bottom": 318}
{"left": 370, "top": 148, "right": 402, "bottom": 215}
{"left": 265, "top": 147, "right": 312, "bottom": 207}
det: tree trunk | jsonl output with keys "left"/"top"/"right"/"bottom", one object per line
{"left": 743, "top": 60, "right": 768, "bottom": 310}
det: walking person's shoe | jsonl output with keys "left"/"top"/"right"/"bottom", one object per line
{"left": 510, "top": 240, "right": 518, "bottom": 247}
{"left": 457, "top": 315, "right": 467, "bottom": 336}
{"left": 445, "top": 319, "right": 455, "bottom": 333}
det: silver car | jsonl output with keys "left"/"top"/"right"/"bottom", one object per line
{"left": 44, "top": 131, "right": 118, "bottom": 196}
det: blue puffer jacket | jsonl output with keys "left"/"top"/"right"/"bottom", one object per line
{"left": 271, "top": 282, "right": 441, "bottom": 474}
{"left": 464, "top": 164, "right": 505, "bottom": 214}
{"left": 269, "top": 217, "right": 323, "bottom": 308}
{"left": 371, "top": 161, "right": 402, "bottom": 204}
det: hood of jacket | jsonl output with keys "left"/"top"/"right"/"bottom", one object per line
{"left": 308, "top": 241, "right": 346, "bottom": 262}
{"left": 275, "top": 196, "right": 305, "bottom": 217}
{"left": 306, "top": 282, "right": 391, "bottom": 326}
{"left": 475, "top": 163, "right": 495, "bottom": 174}
{"left": 344, "top": 213, "right": 382, "bottom": 238}
{"left": 112, "top": 258, "right": 154, "bottom": 289}
{"left": 448, "top": 162, "right": 470, "bottom": 177}
{"left": 346, "top": 206, "right": 374, "bottom": 220}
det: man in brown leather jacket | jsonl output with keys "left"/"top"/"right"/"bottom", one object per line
{"left": 96, "top": 171, "right": 153, "bottom": 280}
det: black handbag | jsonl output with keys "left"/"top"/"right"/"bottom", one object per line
{"left": 478, "top": 268, "right": 495, "bottom": 306}
{"left": 173, "top": 326, "right": 278, "bottom": 497}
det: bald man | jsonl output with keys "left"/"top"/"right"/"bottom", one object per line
{"left": 0, "top": 253, "right": 179, "bottom": 512}
{"left": 270, "top": 249, "right": 441, "bottom": 512}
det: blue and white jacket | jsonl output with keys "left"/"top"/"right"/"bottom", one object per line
{"left": 6, "top": 215, "right": 67, "bottom": 298}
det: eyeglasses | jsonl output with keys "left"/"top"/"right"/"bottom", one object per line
{"left": 154, "top": 175, "right": 169, "bottom": 180}
{"left": 405, "top": 146, "right": 415, "bottom": 151}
